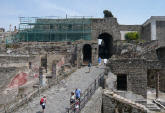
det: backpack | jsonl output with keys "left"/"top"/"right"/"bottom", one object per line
{"left": 40, "top": 98, "right": 44, "bottom": 105}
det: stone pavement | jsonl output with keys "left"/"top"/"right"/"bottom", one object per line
{"left": 15, "top": 65, "right": 104, "bottom": 113}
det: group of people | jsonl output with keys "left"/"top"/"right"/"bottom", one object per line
{"left": 70, "top": 88, "right": 81, "bottom": 111}
{"left": 98, "top": 57, "right": 107, "bottom": 65}
{"left": 39, "top": 88, "right": 81, "bottom": 113}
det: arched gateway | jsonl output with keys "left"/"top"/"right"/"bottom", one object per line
{"left": 98, "top": 33, "right": 113, "bottom": 59}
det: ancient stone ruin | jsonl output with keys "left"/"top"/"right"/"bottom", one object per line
{"left": 0, "top": 16, "right": 165, "bottom": 113}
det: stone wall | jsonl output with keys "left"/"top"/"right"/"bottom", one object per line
{"left": 102, "top": 90, "right": 147, "bottom": 113}
{"left": 141, "top": 23, "right": 151, "bottom": 41}
{"left": 0, "top": 55, "right": 40, "bottom": 103}
{"left": 77, "top": 41, "right": 98, "bottom": 66}
{"left": 91, "top": 18, "right": 121, "bottom": 41}
{"left": 3, "top": 41, "right": 98, "bottom": 67}
{"left": 107, "top": 59, "right": 147, "bottom": 98}
{"left": 107, "top": 57, "right": 165, "bottom": 97}
{"left": 147, "top": 70, "right": 165, "bottom": 92}
{"left": 0, "top": 67, "right": 76, "bottom": 113}
{"left": 156, "top": 21, "right": 165, "bottom": 47}
{"left": 47, "top": 54, "right": 65, "bottom": 77}
{"left": 160, "top": 71, "right": 165, "bottom": 92}
{"left": 119, "top": 25, "right": 142, "bottom": 32}
{"left": 81, "top": 87, "right": 102, "bottom": 113}
{"left": 119, "top": 25, "right": 142, "bottom": 40}
{"left": 55, "top": 56, "right": 65, "bottom": 76}
{"left": 105, "top": 72, "right": 146, "bottom": 105}
{"left": 0, "top": 55, "right": 35, "bottom": 63}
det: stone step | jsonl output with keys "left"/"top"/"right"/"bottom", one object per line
{"left": 147, "top": 104, "right": 161, "bottom": 112}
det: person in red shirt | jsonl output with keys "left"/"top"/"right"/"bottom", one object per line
{"left": 40, "top": 96, "right": 46, "bottom": 113}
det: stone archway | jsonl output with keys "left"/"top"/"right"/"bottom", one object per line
{"left": 83, "top": 44, "right": 92, "bottom": 64}
{"left": 98, "top": 33, "right": 113, "bottom": 59}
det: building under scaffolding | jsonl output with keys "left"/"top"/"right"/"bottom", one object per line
{"left": 15, "top": 17, "right": 92, "bottom": 42}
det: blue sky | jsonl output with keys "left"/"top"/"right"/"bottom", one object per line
{"left": 0, "top": 0, "right": 165, "bottom": 30}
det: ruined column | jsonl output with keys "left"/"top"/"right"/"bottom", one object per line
{"left": 156, "top": 70, "right": 160, "bottom": 99}
{"left": 39, "top": 67, "right": 43, "bottom": 87}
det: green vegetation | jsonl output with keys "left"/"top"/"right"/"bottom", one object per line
{"left": 103, "top": 10, "right": 114, "bottom": 18}
{"left": 125, "top": 32, "right": 140, "bottom": 41}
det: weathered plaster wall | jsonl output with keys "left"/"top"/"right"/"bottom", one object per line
{"left": 0, "top": 67, "right": 19, "bottom": 90}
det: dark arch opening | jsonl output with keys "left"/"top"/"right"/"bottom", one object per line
{"left": 98, "top": 33, "right": 113, "bottom": 59}
{"left": 83, "top": 44, "right": 92, "bottom": 64}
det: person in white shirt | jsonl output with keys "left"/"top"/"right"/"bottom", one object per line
{"left": 70, "top": 92, "right": 75, "bottom": 110}
{"left": 104, "top": 59, "right": 107, "bottom": 65}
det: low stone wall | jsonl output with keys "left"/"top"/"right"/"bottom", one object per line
{"left": 81, "top": 87, "right": 102, "bottom": 113}
{"left": 0, "top": 55, "right": 35, "bottom": 63}
{"left": 102, "top": 90, "right": 147, "bottom": 113}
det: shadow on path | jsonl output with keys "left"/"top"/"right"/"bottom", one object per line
{"left": 36, "top": 111, "right": 42, "bottom": 113}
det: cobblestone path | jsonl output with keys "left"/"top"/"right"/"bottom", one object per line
{"left": 15, "top": 65, "right": 104, "bottom": 113}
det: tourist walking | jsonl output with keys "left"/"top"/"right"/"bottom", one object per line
{"left": 88, "top": 62, "right": 91, "bottom": 72}
{"left": 70, "top": 92, "right": 75, "bottom": 111}
{"left": 98, "top": 57, "right": 101, "bottom": 65}
{"left": 75, "top": 88, "right": 81, "bottom": 110}
{"left": 40, "top": 96, "right": 47, "bottom": 113}
{"left": 104, "top": 59, "right": 107, "bottom": 65}
{"left": 75, "top": 88, "right": 81, "bottom": 100}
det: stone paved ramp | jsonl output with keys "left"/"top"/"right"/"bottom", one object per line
{"left": 15, "top": 65, "right": 104, "bottom": 113}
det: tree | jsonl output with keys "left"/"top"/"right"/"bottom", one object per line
{"left": 103, "top": 10, "right": 114, "bottom": 18}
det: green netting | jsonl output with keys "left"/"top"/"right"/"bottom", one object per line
{"left": 15, "top": 17, "right": 92, "bottom": 42}
{"left": 5, "top": 35, "right": 14, "bottom": 44}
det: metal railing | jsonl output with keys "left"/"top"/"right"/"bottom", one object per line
{"left": 65, "top": 73, "right": 104, "bottom": 113}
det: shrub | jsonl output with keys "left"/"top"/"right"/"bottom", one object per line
{"left": 125, "top": 32, "right": 140, "bottom": 41}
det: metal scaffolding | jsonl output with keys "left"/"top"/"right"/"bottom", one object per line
{"left": 15, "top": 17, "right": 92, "bottom": 42}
